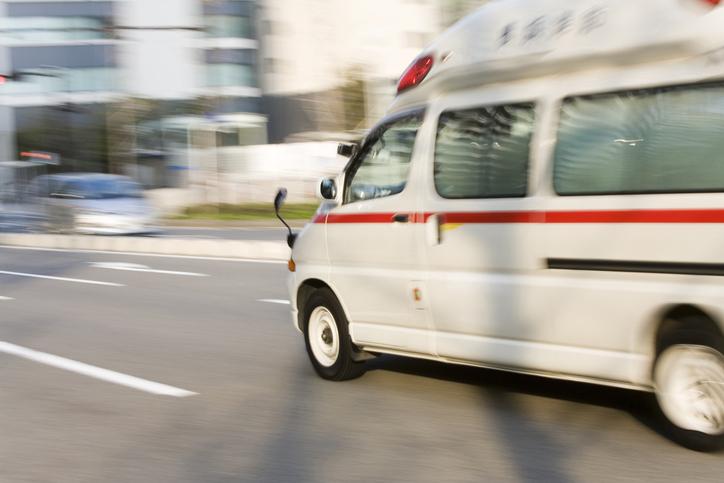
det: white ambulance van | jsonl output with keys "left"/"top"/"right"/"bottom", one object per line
{"left": 275, "top": 0, "right": 724, "bottom": 450}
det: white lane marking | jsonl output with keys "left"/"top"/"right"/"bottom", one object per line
{"left": 0, "top": 296, "right": 13, "bottom": 301}
{"left": 0, "top": 245, "right": 286, "bottom": 264}
{"left": 0, "top": 270, "right": 123, "bottom": 287}
{"left": 0, "top": 341, "right": 197, "bottom": 397}
{"left": 90, "top": 262, "right": 208, "bottom": 277}
{"left": 259, "top": 299, "right": 291, "bottom": 305}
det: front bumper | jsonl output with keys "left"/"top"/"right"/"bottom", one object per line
{"left": 287, "top": 271, "right": 301, "bottom": 332}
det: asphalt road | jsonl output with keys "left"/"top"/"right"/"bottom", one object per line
{"left": 1, "top": 246, "right": 722, "bottom": 483}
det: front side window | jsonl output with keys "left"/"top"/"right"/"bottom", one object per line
{"left": 434, "top": 103, "right": 534, "bottom": 199}
{"left": 58, "top": 178, "right": 142, "bottom": 200}
{"left": 554, "top": 83, "right": 724, "bottom": 195}
{"left": 345, "top": 114, "right": 423, "bottom": 204}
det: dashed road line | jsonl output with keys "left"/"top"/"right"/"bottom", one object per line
{"left": 0, "top": 296, "right": 13, "bottom": 301}
{"left": 90, "top": 262, "right": 208, "bottom": 277}
{"left": 0, "top": 341, "right": 197, "bottom": 397}
{"left": 0, "top": 270, "right": 123, "bottom": 287}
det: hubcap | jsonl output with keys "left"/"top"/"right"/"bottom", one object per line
{"left": 308, "top": 306, "right": 340, "bottom": 367}
{"left": 321, "top": 327, "right": 333, "bottom": 344}
{"left": 655, "top": 345, "right": 724, "bottom": 436}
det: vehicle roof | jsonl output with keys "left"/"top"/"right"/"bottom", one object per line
{"left": 390, "top": 0, "right": 724, "bottom": 113}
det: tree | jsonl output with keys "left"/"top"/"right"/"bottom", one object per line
{"left": 440, "top": 0, "right": 489, "bottom": 28}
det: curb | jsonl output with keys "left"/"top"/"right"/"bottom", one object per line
{"left": 161, "top": 219, "right": 308, "bottom": 228}
{"left": 0, "top": 234, "right": 291, "bottom": 261}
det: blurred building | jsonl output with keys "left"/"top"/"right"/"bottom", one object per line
{"left": 0, "top": 0, "right": 490, "bottom": 181}
{"left": 0, "top": 0, "right": 266, "bottom": 184}
{"left": 258, "top": 0, "right": 489, "bottom": 143}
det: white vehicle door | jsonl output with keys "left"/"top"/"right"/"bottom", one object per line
{"left": 420, "top": 101, "right": 548, "bottom": 365}
{"left": 325, "top": 110, "right": 432, "bottom": 354}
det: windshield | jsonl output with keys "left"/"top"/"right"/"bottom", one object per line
{"left": 60, "top": 178, "right": 144, "bottom": 200}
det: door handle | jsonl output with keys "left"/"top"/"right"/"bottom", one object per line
{"left": 392, "top": 213, "right": 410, "bottom": 223}
{"left": 426, "top": 213, "right": 444, "bottom": 246}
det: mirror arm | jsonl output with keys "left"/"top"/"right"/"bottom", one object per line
{"left": 274, "top": 188, "right": 297, "bottom": 248}
{"left": 276, "top": 209, "right": 295, "bottom": 246}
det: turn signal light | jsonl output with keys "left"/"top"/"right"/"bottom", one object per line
{"left": 288, "top": 258, "right": 296, "bottom": 272}
{"left": 397, "top": 55, "right": 434, "bottom": 94}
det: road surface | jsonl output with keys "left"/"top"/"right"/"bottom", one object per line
{"left": 0, "top": 245, "right": 722, "bottom": 482}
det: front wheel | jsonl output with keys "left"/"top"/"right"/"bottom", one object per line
{"left": 654, "top": 328, "right": 724, "bottom": 452}
{"left": 303, "top": 288, "right": 365, "bottom": 381}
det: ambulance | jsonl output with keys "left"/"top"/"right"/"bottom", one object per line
{"left": 275, "top": 0, "right": 724, "bottom": 450}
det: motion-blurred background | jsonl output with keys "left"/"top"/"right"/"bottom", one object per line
{"left": 0, "top": 0, "right": 487, "bottom": 223}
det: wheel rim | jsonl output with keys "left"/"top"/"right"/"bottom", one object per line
{"left": 655, "top": 345, "right": 724, "bottom": 436}
{"left": 308, "top": 306, "right": 340, "bottom": 368}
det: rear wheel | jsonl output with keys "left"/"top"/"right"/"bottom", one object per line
{"left": 303, "top": 288, "right": 365, "bottom": 381}
{"left": 654, "top": 325, "right": 724, "bottom": 452}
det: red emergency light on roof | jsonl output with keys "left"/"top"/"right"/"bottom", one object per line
{"left": 702, "top": 0, "right": 721, "bottom": 6}
{"left": 397, "top": 55, "right": 434, "bottom": 94}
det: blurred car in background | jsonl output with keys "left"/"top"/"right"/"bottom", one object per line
{"left": 28, "top": 173, "right": 157, "bottom": 235}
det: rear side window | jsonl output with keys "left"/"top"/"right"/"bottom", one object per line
{"left": 434, "top": 103, "right": 534, "bottom": 199}
{"left": 554, "top": 83, "right": 724, "bottom": 195}
{"left": 345, "top": 113, "right": 423, "bottom": 204}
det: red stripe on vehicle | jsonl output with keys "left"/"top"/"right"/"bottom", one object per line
{"left": 324, "top": 213, "right": 400, "bottom": 224}
{"left": 318, "top": 209, "right": 724, "bottom": 224}
{"left": 544, "top": 209, "right": 724, "bottom": 224}
{"left": 442, "top": 211, "right": 542, "bottom": 224}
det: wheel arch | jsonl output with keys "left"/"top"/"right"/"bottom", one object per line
{"left": 296, "top": 278, "right": 328, "bottom": 328}
{"left": 637, "top": 303, "right": 724, "bottom": 363}
{"left": 296, "top": 278, "right": 352, "bottom": 332}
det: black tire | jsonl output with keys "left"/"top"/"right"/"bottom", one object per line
{"left": 303, "top": 288, "right": 365, "bottom": 381}
{"left": 654, "top": 323, "right": 724, "bottom": 452}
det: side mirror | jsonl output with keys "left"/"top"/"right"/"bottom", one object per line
{"left": 337, "top": 143, "right": 358, "bottom": 158}
{"left": 319, "top": 178, "right": 337, "bottom": 200}
{"left": 274, "top": 188, "right": 297, "bottom": 248}
{"left": 274, "top": 188, "right": 288, "bottom": 213}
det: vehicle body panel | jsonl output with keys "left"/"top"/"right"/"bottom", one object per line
{"left": 288, "top": 0, "right": 724, "bottom": 391}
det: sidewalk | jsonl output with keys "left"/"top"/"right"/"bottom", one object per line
{"left": 161, "top": 218, "right": 309, "bottom": 229}
{"left": 0, "top": 233, "right": 290, "bottom": 261}
{"left": 0, "top": 210, "right": 300, "bottom": 260}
